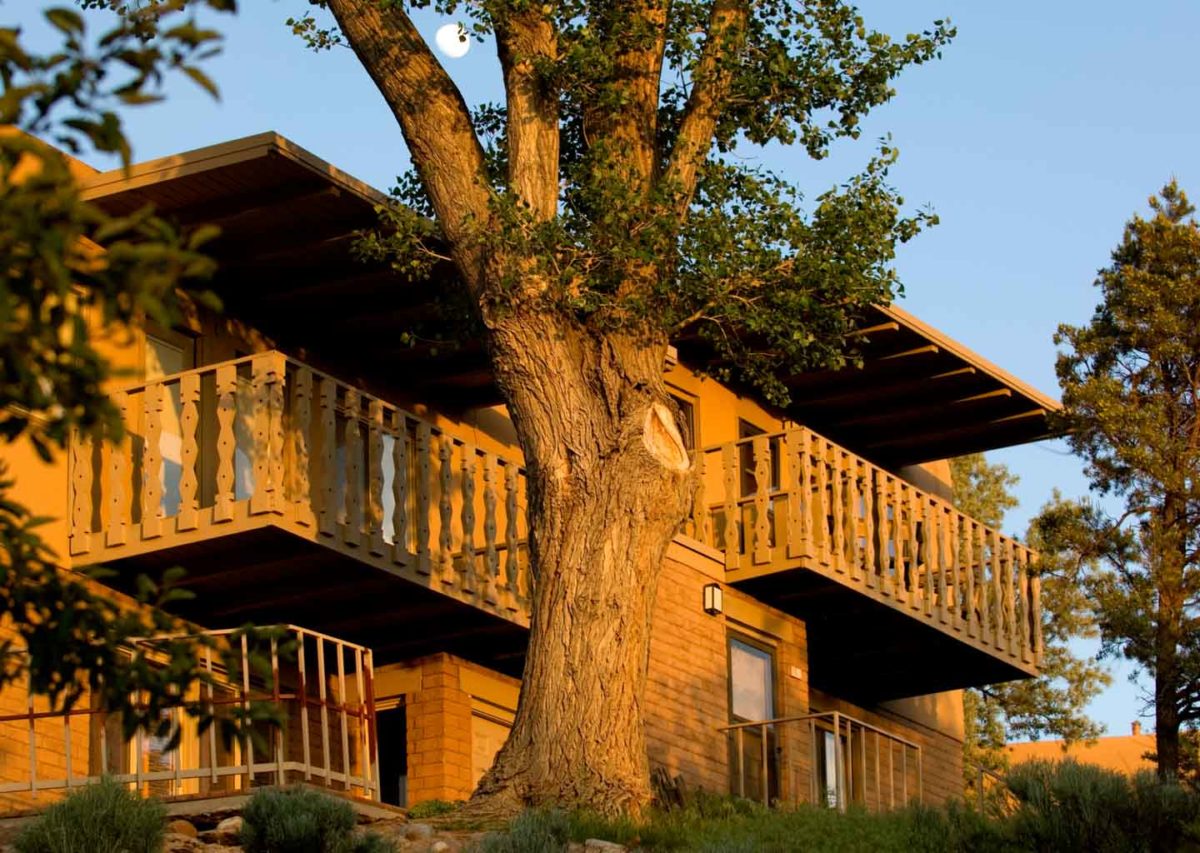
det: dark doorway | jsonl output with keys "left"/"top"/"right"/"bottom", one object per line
{"left": 376, "top": 705, "right": 408, "bottom": 807}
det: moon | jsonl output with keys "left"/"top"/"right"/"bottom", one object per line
{"left": 435, "top": 23, "right": 470, "bottom": 59}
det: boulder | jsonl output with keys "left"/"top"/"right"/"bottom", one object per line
{"left": 199, "top": 815, "right": 244, "bottom": 846}
{"left": 430, "top": 842, "right": 451, "bottom": 853}
{"left": 167, "top": 819, "right": 199, "bottom": 838}
{"left": 405, "top": 822, "right": 435, "bottom": 841}
{"left": 162, "top": 833, "right": 206, "bottom": 853}
{"left": 584, "top": 840, "right": 627, "bottom": 852}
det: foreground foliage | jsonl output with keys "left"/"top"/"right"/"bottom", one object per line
{"left": 473, "top": 762, "right": 1200, "bottom": 852}
{"left": 240, "top": 786, "right": 395, "bottom": 853}
{"left": 14, "top": 777, "right": 165, "bottom": 853}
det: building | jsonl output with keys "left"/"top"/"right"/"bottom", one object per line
{"left": 0, "top": 131, "right": 1059, "bottom": 814}
{"left": 1007, "top": 724, "right": 1156, "bottom": 776}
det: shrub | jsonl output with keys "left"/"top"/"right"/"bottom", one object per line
{"left": 473, "top": 809, "right": 573, "bottom": 853}
{"left": 408, "top": 799, "right": 459, "bottom": 819}
{"left": 1006, "top": 759, "right": 1200, "bottom": 852}
{"left": 15, "top": 777, "right": 166, "bottom": 853}
{"left": 240, "top": 786, "right": 360, "bottom": 853}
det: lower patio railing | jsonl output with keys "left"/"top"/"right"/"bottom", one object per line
{"left": 720, "top": 712, "right": 923, "bottom": 812}
{"left": 0, "top": 625, "right": 377, "bottom": 810}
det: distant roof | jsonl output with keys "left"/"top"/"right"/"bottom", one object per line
{"left": 1008, "top": 734, "right": 1156, "bottom": 776}
{"left": 81, "top": 131, "right": 1062, "bottom": 466}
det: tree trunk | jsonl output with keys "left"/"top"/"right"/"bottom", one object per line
{"left": 469, "top": 311, "right": 694, "bottom": 816}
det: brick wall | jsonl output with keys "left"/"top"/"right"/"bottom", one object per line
{"left": 404, "top": 654, "right": 476, "bottom": 805}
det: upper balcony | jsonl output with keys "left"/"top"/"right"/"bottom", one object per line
{"left": 68, "top": 351, "right": 532, "bottom": 673}
{"left": 689, "top": 430, "right": 1042, "bottom": 699}
{"left": 68, "top": 350, "right": 1041, "bottom": 698}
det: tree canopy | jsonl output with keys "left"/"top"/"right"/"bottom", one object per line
{"left": 1053, "top": 181, "right": 1200, "bottom": 780}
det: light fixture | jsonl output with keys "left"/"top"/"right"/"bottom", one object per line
{"left": 703, "top": 583, "right": 723, "bottom": 616}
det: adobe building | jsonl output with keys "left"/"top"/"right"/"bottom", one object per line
{"left": 0, "top": 132, "right": 1059, "bottom": 813}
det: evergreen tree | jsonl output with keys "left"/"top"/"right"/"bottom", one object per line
{"left": 1055, "top": 181, "right": 1200, "bottom": 780}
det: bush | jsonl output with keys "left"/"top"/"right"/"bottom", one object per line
{"left": 240, "top": 786, "right": 364, "bottom": 853}
{"left": 408, "top": 799, "right": 460, "bottom": 819}
{"left": 15, "top": 777, "right": 166, "bottom": 853}
{"left": 1006, "top": 759, "right": 1200, "bottom": 852}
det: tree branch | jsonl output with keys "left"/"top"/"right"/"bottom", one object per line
{"left": 662, "top": 0, "right": 748, "bottom": 216}
{"left": 325, "top": 0, "right": 493, "bottom": 294}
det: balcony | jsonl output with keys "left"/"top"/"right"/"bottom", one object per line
{"left": 68, "top": 352, "right": 531, "bottom": 670}
{"left": 689, "top": 430, "right": 1042, "bottom": 698}
{"left": 68, "top": 352, "right": 1040, "bottom": 695}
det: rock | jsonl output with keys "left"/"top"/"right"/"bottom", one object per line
{"left": 584, "top": 840, "right": 627, "bottom": 852}
{"left": 405, "top": 823, "right": 435, "bottom": 841}
{"left": 430, "top": 842, "right": 450, "bottom": 853}
{"left": 167, "top": 819, "right": 199, "bottom": 837}
{"left": 199, "top": 816, "right": 243, "bottom": 846}
{"left": 162, "top": 833, "right": 206, "bottom": 853}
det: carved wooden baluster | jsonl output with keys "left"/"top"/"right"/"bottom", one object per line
{"left": 863, "top": 465, "right": 877, "bottom": 590}
{"left": 214, "top": 365, "right": 237, "bottom": 523}
{"left": 367, "top": 400, "right": 385, "bottom": 556}
{"left": 976, "top": 523, "right": 990, "bottom": 644}
{"left": 504, "top": 460, "right": 521, "bottom": 607}
{"left": 721, "top": 443, "right": 740, "bottom": 570}
{"left": 831, "top": 449, "right": 846, "bottom": 574}
{"left": 391, "top": 412, "right": 410, "bottom": 564}
{"left": 342, "top": 389, "right": 362, "bottom": 547}
{"left": 69, "top": 430, "right": 93, "bottom": 555}
{"left": 815, "top": 439, "right": 830, "bottom": 565}
{"left": 438, "top": 436, "right": 456, "bottom": 586}
{"left": 783, "top": 431, "right": 800, "bottom": 558}
{"left": 1030, "top": 558, "right": 1044, "bottom": 664}
{"left": 250, "top": 356, "right": 273, "bottom": 515}
{"left": 693, "top": 451, "right": 709, "bottom": 545}
{"left": 922, "top": 498, "right": 936, "bottom": 617}
{"left": 482, "top": 453, "right": 500, "bottom": 605}
{"left": 877, "top": 473, "right": 891, "bottom": 596}
{"left": 105, "top": 391, "right": 133, "bottom": 545}
{"left": 268, "top": 355, "right": 286, "bottom": 513}
{"left": 752, "top": 435, "right": 771, "bottom": 565}
{"left": 891, "top": 478, "right": 906, "bottom": 603}
{"left": 415, "top": 423, "right": 433, "bottom": 576}
{"left": 907, "top": 487, "right": 921, "bottom": 610}
{"left": 140, "top": 382, "right": 164, "bottom": 538}
{"left": 948, "top": 512, "right": 961, "bottom": 631}
{"left": 459, "top": 444, "right": 478, "bottom": 594}
{"left": 1018, "top": 549, "right": 1032, "bottom": 662}
{"left": 937, "top": 507, "right": 951, "bottom": 624}
{"left": 990, "top": 529, "right": 1005, "bottom": 651}
{"left": 315, "top": 377, "right": 337, "bottom": 537}
{"left": 964, "top": 520, "right": 977, "bottom": 637}
{"left": 177, "top": 373, "right": 200, "bottom": 532}
{"left": 796, "top": 430, "right": 813, "bottom": 560}
{"left": 1005, "top": 538, "right": 1018, "bottom": 657}
{"left": 290, "top": 367, "right": 314, "bottom": 527}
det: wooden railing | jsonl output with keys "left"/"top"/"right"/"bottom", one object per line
{"left": 720, "top": 711, "right": 923, "bottom": 811}
{"left": 68, "top": 351, "right": 532, "bottom": 619}
{"left": 689, "top": 429, "right": 1043, "bottom": 666}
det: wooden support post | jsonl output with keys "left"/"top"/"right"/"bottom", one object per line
{"left": 214, "top": 365, "right": 237, "bottom": 523}
{"left": 178, "top": 373, "right": 200, "bottom": 531}
{"left": 141, "top": 382, "right": 163, "bottom": 538}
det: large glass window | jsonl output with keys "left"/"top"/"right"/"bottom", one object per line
{"left": 728, "top": 636, "right": 778, "bottom": 803}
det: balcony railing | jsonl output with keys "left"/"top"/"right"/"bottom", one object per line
{"left": 66, "top": 351, "right": 1040, "bottom": 669}
{"left": 68, "top": 351, "right": 532, "bottom": 622}
{"left": 720, "top": 711, "right": 923, "bottom": 811}
{"left": 0, "top": 625, "right": 376, "bottom": 810}
{"left": 689, "top": 429, "right": 1043, "bottom": 668}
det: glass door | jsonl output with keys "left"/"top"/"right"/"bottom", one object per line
{"left": 728, "top": 636, "right": 778, "bottom": 803}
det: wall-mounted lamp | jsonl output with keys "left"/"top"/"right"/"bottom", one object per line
{"left": 703, "top": 583, "right": 723, "bottom": 616}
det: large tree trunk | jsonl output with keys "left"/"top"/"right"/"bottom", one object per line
{"left": 469, "top": 311, "right": 694, "bottom": 816}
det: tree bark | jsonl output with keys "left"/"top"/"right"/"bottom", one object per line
{"left": 469, "top": 311, "right": 694, "bottom": 816}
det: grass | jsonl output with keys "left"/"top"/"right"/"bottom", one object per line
{"left": 470, "top": 763, "right": 1200, "bottom": 852}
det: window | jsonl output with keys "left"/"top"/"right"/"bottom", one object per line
{"left": 669, "top": 393, "right": 697, "bottom": 451}
{"left": 727, "top": 636, "right": 778, "bottom": 803}
{"left": 737, "top": 419, "right": 780, "bottom": 497}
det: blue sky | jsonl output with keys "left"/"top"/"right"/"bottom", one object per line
{"left": 16, "top": 0, "right": 1200, "bottom": 737}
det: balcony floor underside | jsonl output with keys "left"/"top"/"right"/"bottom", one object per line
{"left": 732, "top": 567, "right": 1036, "bottom": 702}
{"left": 87, "top": 526, "right": 529, "bottom": 677}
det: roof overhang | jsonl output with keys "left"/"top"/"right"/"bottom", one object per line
{"left": 82, "top": 132, "right": 1062, "bottom": 466}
